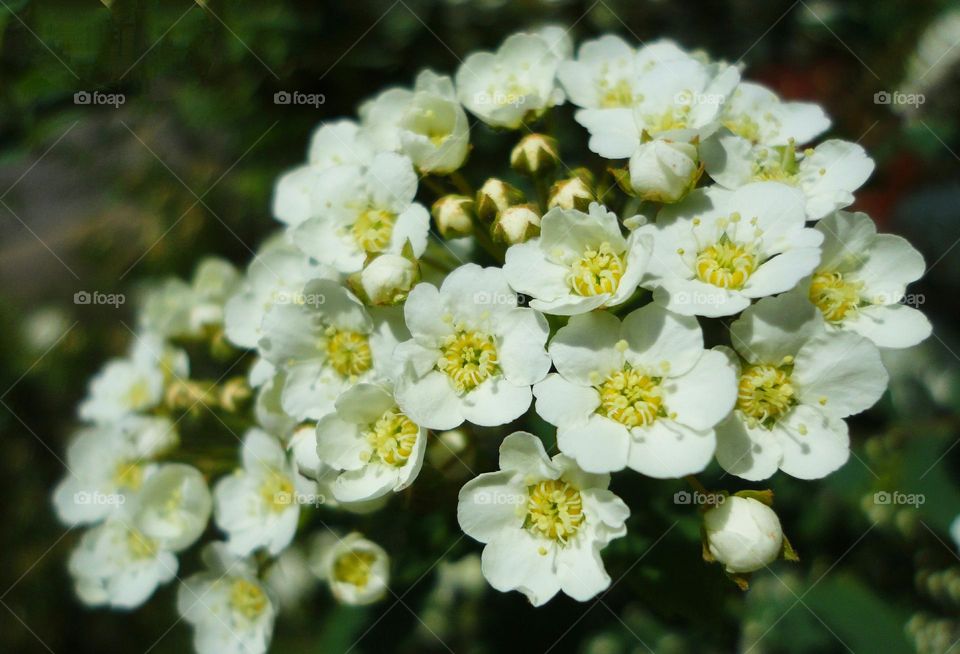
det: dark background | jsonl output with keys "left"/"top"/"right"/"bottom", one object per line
{"left": 2, "top": 1, "right": 959, "bottom": 652}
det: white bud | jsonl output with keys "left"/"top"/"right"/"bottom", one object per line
{"left": 628, "top": 139, "right": 701, "bottom": 203}
{"left": 356, "top": 254, "right": 419, "bottom": 305}
{"left": 492, "top": 204, "right": 541, "bottom": 245}
{"left": 431, "top": 194, "right": 475, "bottom": 238}
{"left": 131, "top": 464, "right": 212, "bottom": 552}
{"left": 704, "top": 496, "right": 783, "bottom": 573}
{"left": 548, "top": 176, "right": 594, "bottom": 211}
{"left": 476, "top": 178, "right": 523, "bottom": 222}
{"left": 510, "top": 133, "right": 559, "bottom": 175}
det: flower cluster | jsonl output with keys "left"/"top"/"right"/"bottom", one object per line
{"left": 54, "top": 28, "right": 931, "bottom": 653}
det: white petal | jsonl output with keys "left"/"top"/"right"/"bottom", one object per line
{"left": 557, "top": 414, "right": 630, "bottom": 473}
{"left": 498, "top": 431, "right": 558, "bottom": 479}
{"left": 533, "top": 373, "right": 599, "bottom": 426}
{"left": 730, "top": 290, "right": 823, "bottom": 363}
{"left": 457, "top": 471, "right": 525, "bottom": 542}
{"left": 714, "top": 413, "right": 783, "bottom": 481}
{"left": 793, "top": 331, "right": 888, "bottom": 417}
{"left": 333, "top": 466, "right": 399, "bottom": 502}
{"left": 548, "top": 312, "right": 622, "bottom": 385}
{"left": 663, "top": 349, "right": 737, "bottom": 430}
{"left": 481, "top": 529, "right": 562, "bottom": 606}
{"left": 626, "top": 420, "right": 715, "bottom": 478}
{"left": 461, "top": 376, "right": 532, "bottom": 427}
{"left": 774, "top": 405, "right": 850, "bottom": 479}
{"left": 741, "top": 247, "right": 822, "bottom": 298}
{"left": 395, "top": 370, "right": 463, "bottom": 430}
{"left": 843, "top": 304, "right": 932, "bottom": 349}
{"left": 496, "top": 309, "right": 551, "bottom": 385}
{"left": 315, "top": 416, "right": 366, "bottom": 471}
{"left": 620, "top": 303, "right": 703, "bottom": 376}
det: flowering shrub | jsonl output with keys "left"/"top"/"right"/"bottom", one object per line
{"left": 53, "top": 27, "right": 931, "bottom": 653}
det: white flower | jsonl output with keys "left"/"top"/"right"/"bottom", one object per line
{"left": 534, "top": 304, "right": 737, "bottom": 477}
{"left": 503, "top": 202, "right": 652, "bottom": 315}
{"left": 129, "top": 463, "right": 212, "bottom": 552}
{"left": 702, "top": 134, "right": 875, "bottom": 220}
{"left": 704, "top": 496, "right": 783, "bottom": 573}
{"left": 213, "top": 429, "right": 300, "bottom": 556}
{"left": 52, "top": 416, "right": 177, "bottom": 526}
{"left": 253, "top": 365, "right": 298, "bottom": 438}
{"left": 141, "top": 258, "right": 241, "bottom": 339}
{"left": 573, "top": 47, "right": 739, "bottom": 158}
{"left": 290, "top": 152, "right": 430, "bottom": 274}
{"left": 457, "top": 431, "right": 629, "bottom": 606}
{"left": 312, "top": 532, "right": 390, "bottom": 605}
{"left": 786, "top": 210, "right": 931, "bottom": 349}
{"left": 644, "top": 182, "right": 824, "bottom": 317}
{"left": 257, "top": 279, "right": 401, "bottom": 420}
{"left": 353, "top": 253, "right": 419, "bottom": 306}
{"left": 272, "top": 120, "right": 375, "bottom": 227}
{"left": 316, "top": 382, "right": 426, "bottom": 502}
{"left": 78, "top": 334, "right": 188, "bottom": 423}
{"left": 456, "top": 32, "right": 565, "bottom": 129}
{"left": 359, "top": 87, "right": 414, "bottom": 152}
{"left": 178, "top": 543, "right": 276, "bottom": 654}
{"left": 714, "top": 292, "right": 889, "bottom": 481}
{"left": 719, "top": 81, "right": 831, "bottom": 146}
{"left": 224, "top": 236, "right": 337, "bottom": 350}
{"left": 627, "top": 138, "right": 701, "bottom": 202}
{"left": 68, "top": 517, "right": 178, "bottom": 609}
{"left": 394, "top": 264, "right": 551, "bottom": 429}
{"left": 399, "top": 70, "right": 470, "bottom": 173}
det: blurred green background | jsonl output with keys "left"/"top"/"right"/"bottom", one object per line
{"left": 2, "top": 0, "right": 960, "bottom": 652}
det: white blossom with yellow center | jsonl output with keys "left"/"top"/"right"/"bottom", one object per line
{"left": 394, "top": 264, "right": 551, "bottom": 430}
{"left": 316, "top": 383, "right": 427, "bottom": 503}
{"left": 178, "top": 543, "right": 276, "bottom": 654}
{"left": 789, "top": 210, "right": 931, "bottom": 349}
{"left": 289, "top": 151, "right": 429, "bottom": 274}
{"left": 457, "top": 432, "right": 629, "bottom": 606}
{"left": 258, "top": 279, "right": 402, "bottom": 421}
{"left": 715, "top": 292, "right": 889, "bottom": 481}
{"left": 67, "top": 517, "right": 178, "bottom": 610}
{"left": 312, "top": 533, "right": 390, "bottom": 606}
{"left": 703, "top": 132, "right": 875, "bottom": 220}
{"left": 534, "top": 304, "right": 737, "bottom": 477}
{"left": 719, "top": 81, "right": 830, "bottom": 147}
{"left": 504, "top": 203, "right": 653, "bottom": 316}
{"left": 213, "top": 429, "right": 301, "bottom": 556}
{"left": 456, "top": 32, "right": 566, "bottom": 129}
{"left": 643, "top": 182, "right": 824, "bottom": 317}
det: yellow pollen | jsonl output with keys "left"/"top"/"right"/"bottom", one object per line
{"left": 230, "top": 578, "right": 268, "bottom": 620}
{"left": 352, "top": 208, "right": 397, "bottom": 253}
{"left": 723, "top": 115, "right": 762, "bottom": 143}
{"left": 333, "top": 550, "right": 377, "bottom": 588}
{"left": 114, "top": 461, "right": 144, "bottom": 491}
{"left": 364, "top": 409, "right": 418, "bottom": 467}
{"left": 809, "top": 271, "right": 863, "bottom": 322}
{"left": 525, "top": 479, "right": 585, "bottom": 543}
{"left": 737, "top": 364, "right": 795, "bottom": 428}
{"left": 596, "top": 368, "right": 664, "bottom": 427}
{"left": 438, "top": 329, "right": 499, "bottom": 393}
{"left": 260, "top": 469, "right": 294, "bottom": 512}
{"left": 598, "top": 78, "right": 634, "bottom": 108}
{"left": 325, "top": 329, "right": 373, "bottom": 377}
{"left": 643, "top": 106, "right": 690, "bottom": 134}
{"left": 126, "top": 529, "right": 157, "bottom": 559}
{"left": 567, "top": 242, "right": 625, "bottom": 296}
{"left": 695, "top": 240, "right": 758, "bottom": 289}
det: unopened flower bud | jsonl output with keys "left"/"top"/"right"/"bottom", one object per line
{"left": 704, "top": 496, "right": 783, "bottom": 573}
{"left": 431, "top": 194, "right": 475, "bottom": 238}
{"left": 510, "top": 133, "right": 560, "bottom": 176}
{"left": 548, "top": 176, "right": 594, "bottom": 211}
{"left": 350, "top": 253, "right": 420, "bottom": 306}
{"left": 476, "top": 178, "right": 523, "bottom": 222}
{"left": 492, "top": 203, "right": 540, "bottom": 245}
{"left": 628, "top": 139, "right": 702, "bottom": 203}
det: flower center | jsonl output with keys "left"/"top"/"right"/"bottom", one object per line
{"left": 568, "top": 242, "right": 625, "bottom": 296}
{"left": 332, "top": 550, "right": 377, "bottom": 588}
{"left": 737, "top": 364, "right": 795, "bottom": 428}
{"left": 352, "top": 208, "right": 396, "bottom": 253}
{"left": 525, "top": 479, "right": 585, "bottom": 543}
{"left": 723, "top": 115, "right": 762, "bottom": 143}
{"left": 126, "top": 529, "right": 157, "bottom": 559}
{"left": 114, "top": 461, "right": 144, "bottom": 491}
{"left": 596, "top": 368, "right": 664, "bottom": 427}
{"left": 124, "top": 378, "right": 154, "bottom": 409}
{"left": 809, "top": 271, "right": 864, "bottom": 322}
{"left": 230, "top": 578, "right": 268, "bottom": 620}
{"left": 598, "top": 78, "right": 634, "bottom": 108}
{"left": 364, "top": 409, "right": 419, "bottom": 467}
{"left": 438, "top": 329, "right": 499, "bottom": 393}
{"left": 751, "top": 143, "right": 800, "bottom": 184}
{"left": 325, "top": 329, "right": 373, "bottom": 378}
{"left": 695, "top": 239, "right": 758, "bottom": 289}
{"left": 260, "top": 469, "right": 294, "bottom": 513}
{"left": 643, "top": 105, "right": 690, "bottom": 135}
